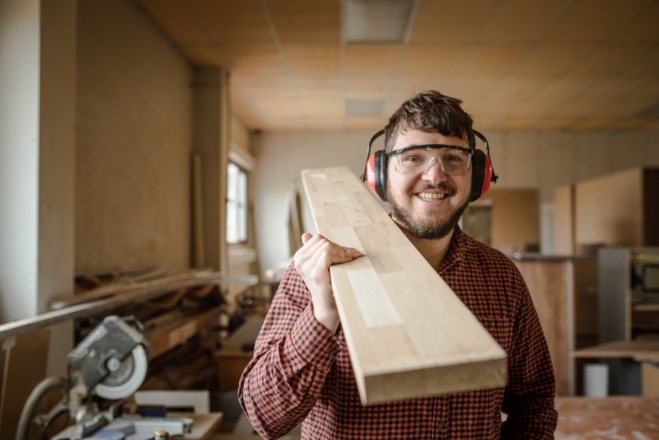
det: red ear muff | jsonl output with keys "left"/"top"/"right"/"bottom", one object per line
{"left": 481, "top": 155, "right": 493, "bottom": 196}
{"left": 470, "top": 149, "right": 494, "bottom": 201}
{"left": 365, "top": 152, "right": 377, "bottom": 195}
{"left": 470, "top": 130, "right": 498, "bottom": 201}
{"left": 365, "top": 151, "right": 388, "bottom": 200}
{"left": 362, "top": 129, "right": 388, "bottom": 200}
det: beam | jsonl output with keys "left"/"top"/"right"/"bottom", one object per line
{"left": 301, "top": 167, "right": 506, "bottom": 405}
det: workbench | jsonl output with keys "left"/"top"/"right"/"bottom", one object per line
{"left": 51, "top": 412, "right": 223, "bottom": 440}
{"left": 555, "top": 396, "right": 659, "bottom": 439}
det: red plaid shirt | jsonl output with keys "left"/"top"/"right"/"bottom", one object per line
{"left": 239, "top": 228, "right": 557, "bottom": 439}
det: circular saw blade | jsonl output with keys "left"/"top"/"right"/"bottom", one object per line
{"left": 95, "top": 344, "right": 148, "bottom": 400}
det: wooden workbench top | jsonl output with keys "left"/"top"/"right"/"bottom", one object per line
{"left": 573, "top": 340, "right": 659, "bottom": 362}
{"left": 555, "top": 396, "right": 659, "bottom": 439}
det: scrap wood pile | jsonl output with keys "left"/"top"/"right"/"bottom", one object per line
{"left": 51, "top": 267, "right": 227, "bottom": 391}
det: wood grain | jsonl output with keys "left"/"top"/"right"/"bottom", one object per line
{"left": 301, "top": 167, "right": 507, "bottom": 405}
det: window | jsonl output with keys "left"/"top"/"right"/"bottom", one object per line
{"left": 227, "top": 162, "right": 248, "bottom": 244}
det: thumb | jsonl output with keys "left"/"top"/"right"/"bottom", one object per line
{"left": 301, "top": 232, "right": 313, "bottom": 244}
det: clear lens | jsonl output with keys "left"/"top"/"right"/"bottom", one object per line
{"left": 394, "top": 147, "right": 471, "bottom": 176}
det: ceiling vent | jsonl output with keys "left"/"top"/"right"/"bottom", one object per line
{"left": 343, "top": 0, "right": 418, "bottom": 44}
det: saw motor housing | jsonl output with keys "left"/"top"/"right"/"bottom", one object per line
{"left": 68, "top": 315, "right": 149, "bottom": 400}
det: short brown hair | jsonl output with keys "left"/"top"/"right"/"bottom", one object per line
{"left": 384, "top": 90, "right": 475, "bottom": 153}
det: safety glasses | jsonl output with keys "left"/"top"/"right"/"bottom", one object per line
{"left": 387, "top": 144, "right": 473, "bottom": 176}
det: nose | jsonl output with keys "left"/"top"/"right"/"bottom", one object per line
{"left": 422, "top": 157, "right": 448, "bottom": 184}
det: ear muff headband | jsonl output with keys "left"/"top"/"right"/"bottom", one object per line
{"left": 361, "top": 129, "right": 498, "bottom": 202}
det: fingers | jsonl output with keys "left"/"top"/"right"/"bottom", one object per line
{"left": 301, "top": 232, "right": 313, "bottom": 244}
{"left": 332, "top": 245, "right": 363, "bottom": 263}
{"left": 293, "top": 234, "right": 363, "bottom": 333}
{"left": 297, "top": 233, "right": 363, "bottom": 265}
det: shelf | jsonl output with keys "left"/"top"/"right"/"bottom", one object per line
{"left": 633, "top": 303, "right": 659, "bottom": 312}
{"left": 573, "top": 340, "right": 659, "bottom": 362}
{"left": 146, "top": 308, "right": 221, "bottom": 358}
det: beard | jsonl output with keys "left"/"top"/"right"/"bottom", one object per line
{"left": 388, "top": 183, "right": 469, "bottom": 240}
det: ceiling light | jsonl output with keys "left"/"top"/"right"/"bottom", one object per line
{"left": 345, "top": 99, "right": 385, "bottom": 117}
{"left": 343, "top": 0, "right": 418, "bottom": 44}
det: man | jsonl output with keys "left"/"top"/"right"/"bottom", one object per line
{"left": 238, "top": 90, "right": 557, "bottom": 439}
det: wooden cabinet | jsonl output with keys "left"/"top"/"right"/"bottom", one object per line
{"left": 554, "top": 167, "right": 659, "bottom": 254}
{"left": 513, "top": 256, "right": 597, "bottom": 395}
{"left": 464, "top": 189, "right": 539, "bottom": 254}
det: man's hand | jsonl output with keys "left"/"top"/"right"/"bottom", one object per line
{"left": 294, "top": 233, "right": 363, "bottom": 333}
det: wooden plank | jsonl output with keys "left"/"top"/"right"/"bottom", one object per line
{"left": 145, "top": 308, "right": 221, "bottom": 359}
{"left": 168, "top": 412, "right": 223, "bottom": 440}
{"left": 0, "top": 272, "right": 222, "bottom": 342}
{"left": 50, "top": 269, "right": 215, "bottom": 309}
{"left": 193, "top": 153, "right": 206, "bottom": 268}
{"left": 643, "top": 363, "right": 659, "bottom": 397}
{"left": 300, "top": 167, "right": 506, "bottom": 405}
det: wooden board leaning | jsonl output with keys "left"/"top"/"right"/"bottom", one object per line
{"left": 301, "top": 167, "right": 507, "bottom": 405}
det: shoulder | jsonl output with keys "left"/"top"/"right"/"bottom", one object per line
{"left": 460, "top": 232, "right": 523, "bottom": 280}
{"left": 456, "top": 231, "right": 529, "bottom": 310}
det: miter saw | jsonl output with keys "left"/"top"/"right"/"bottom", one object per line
{"left": 17, "top": 315, "right": 192, "bottom": 440}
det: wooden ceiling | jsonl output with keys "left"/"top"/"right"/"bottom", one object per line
{"left": 137, "top": 0, "right": 659, "bottom": 131}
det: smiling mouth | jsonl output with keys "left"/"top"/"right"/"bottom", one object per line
{"left": 417, "top": 192, "right": 448, "bottom": 200}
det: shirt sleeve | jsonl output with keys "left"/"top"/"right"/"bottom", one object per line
{"left": 238, "top": 264, "right": 342, "bottom": 440}
{"left": 501, "top": 273, "right": 558, "bottom": 439}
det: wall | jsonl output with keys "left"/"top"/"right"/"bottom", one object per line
{"left": 39, "top": 0, "right": 77, "bottom": 377}
{"left": 553, "top": 184, "right": 575, "bottom": 255}
{"left": 0, "top": 0, "right": 77, "bottom": 394}
{"left": 75, "top": 0, "right": 192, "bottom": 273}
{"left": 253, "top": 130, "right": 659, "bottom": 274}
{"left": 253, "top": 130, "right": 372, "bottom": 273}
{"left": 0, "top": 0, "right": 39, "bottom": 321}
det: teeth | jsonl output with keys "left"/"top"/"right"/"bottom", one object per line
{"left": 418, "top": 192, "right": 446, "bottom": 200}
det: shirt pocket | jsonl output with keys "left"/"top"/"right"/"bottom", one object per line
{"left": 480, "top": 314, "right": 514, "bottom": 353}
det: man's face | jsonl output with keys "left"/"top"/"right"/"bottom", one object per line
{"left": 386, "top": 129, "right": 472, "bottom": 240}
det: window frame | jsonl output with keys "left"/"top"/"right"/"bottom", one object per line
{"left": 226, "top": 161, "right": 249, "bottom": 245}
